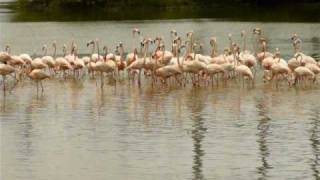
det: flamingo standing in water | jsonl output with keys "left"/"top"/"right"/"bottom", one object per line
{"left": 127, "top": 28, "right": 141, "bottom": 66}
{"left": 292, "top": 53, "right": 315, "bottom": 86}
{"left": 117, "top": 42, "right": 127, "bottom": 76}
{"left": 41, "top": 44, "right": 56, "bottom": 74}
{"left": 0, "top": 63, "right": 15, "bottom": 93}
{"left": 94, "top": 40, "right": 117, "bottom": 88}
{"left": 126, "top": 38, "right": 152, "bottom": 86}
{"left": 239, "top": 30, "right": 257, "bottom": 75}
{"left": 55, "top": 44, "right": 72, "bottom": 79}
{"left": 0, "top": 46, "right": 11, "bottom": 64}
{"left": 232, "top": 43, "right": 254, "bottom": 87}
{"left": 28, "top": 68, "right": 50, "bottom": 93}
{"left": 266, "top": 48, "right": 291, "bottom": 87}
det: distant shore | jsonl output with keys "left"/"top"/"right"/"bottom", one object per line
{"left": 3, "top": 0, "right": 320, "bottom": 22}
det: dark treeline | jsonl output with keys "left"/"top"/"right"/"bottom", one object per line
{"left": 11, "top": 0, "right": 320, "bottom": 22}
{"left": 17, "top": 0, "right": 320, "bottom": 11}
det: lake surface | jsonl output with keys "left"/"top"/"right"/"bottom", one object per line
{"left": 1, "top": 4, "right": 320, "bottom": 180}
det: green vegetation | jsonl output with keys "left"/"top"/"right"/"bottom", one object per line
{"left": 8, "top": 0, "right": 320, "bottom": 21}
{"left": 16, "top": 0, "right": 320, "bottom": 11}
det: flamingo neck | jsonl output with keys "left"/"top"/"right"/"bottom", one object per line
{"left": 53, "top": 46, "right": 56, "bottom": 58}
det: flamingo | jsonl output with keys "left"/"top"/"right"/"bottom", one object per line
{"left": 126, "top": 38, "right": 152, "bottom": 86}
{"left": 55, "top": 44, "right": 72, "bottom": 78}
{"left": 266, "top": 48, "right": 291, "bottom": 86}
{"left": 126, "top": 28, "right": 141, "bottom": 65}
{"left": 292, "top": 53, "right": 316, "bottom": 85}
{"left": 117, "top": 42, "right": 127, "bottom": 75}
{"left": 232, "top": 44, "right": 254, "bottom": 86}
{"left": 239, "top": 30, "right": 257, "bottom": 71}
{"left": 153, "top": 36, "right": 173, "bottom": 65}
{"left": 41, "top": 44, "right": 56, "bottom": 73}
{"left": 19, "top": 53, "right": 32, "bottom": 65}
{"left": 72, "top": 46, "right": 85, "bottom": 78}
{"left": 0, "top": 45, "right": 11, "bottom": 64}
{"left": 0, "top": 63, "right": 15, "bottom": 93}
{"left": 27, "top": 68, "right": 50, "bottom": 93}
{"left": 31, "top": 57, "right": 48, "bottom": 70}
{"left": 257, "top": 38, "right": 273, "bottom": 64}
{"left": 94, "top": 40, "right": 117, "bottom": 88}
{"left": 155, "top": 43, "right": 184, "bottom": 85}
{"left": 209, "top": 37, "right": 228, "bottom": 65}
{"left": 205, "top": 63, "right": 225, "bottom": 86}
{"left": 181, "top": 42, "right": 207, "bottom": 86}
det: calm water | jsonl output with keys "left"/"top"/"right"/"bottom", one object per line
{"left": 1, "top": 5, "right": 320, "bottom": 180}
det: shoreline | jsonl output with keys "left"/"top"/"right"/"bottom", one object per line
{"left": 2, "top": 1, "right": 320, "bottom": 22}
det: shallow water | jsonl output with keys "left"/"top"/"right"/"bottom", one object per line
{"left": 1, "top": 6, "right": 320, "bottom": 180}
{"left": 1, "top": 77, "right": 320, "bottom": 180}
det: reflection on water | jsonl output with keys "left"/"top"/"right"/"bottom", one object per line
{"left": 1, "top": 15, "right": 320, "bottom": 180}
{"left": 191, "top": 115, "right": 206, "bottom": 180}
{"left": 187, "top": 89, "right": 207, "bottom": 180}
{"left": 309, "top": 108, "right": 320, "bottom": 180}
{"left": 255, "top": 96, "right": 272, "bottom": 180}
{"left": 1, "top": 78, "right": 320, "bottom": 179}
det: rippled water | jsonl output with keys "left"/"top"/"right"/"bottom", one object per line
{"left": 1, "top": 8, "right": 320, "bottom": 180}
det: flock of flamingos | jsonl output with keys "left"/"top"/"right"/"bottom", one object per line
{"left": 0, "top": 28, "right": 320, "bottom": 94}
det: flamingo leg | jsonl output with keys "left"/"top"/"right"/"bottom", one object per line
{"left": 36, "top": 81, "right": 39, "bottom": 95}
{"left": 138, "top": 70, "right": 141, "bottom": 87}
{"left": 40, "top": 81, "right": 44, "bottom": 93}
{"left": 2, "top": 75, "right": 6, "bottom": 94}
{"left": 100, "top": 72, "right": 104, "bottom": 88}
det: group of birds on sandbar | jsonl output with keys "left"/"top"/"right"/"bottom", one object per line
{"left": 0, "top": 28, "right": 320, "bottom": 95}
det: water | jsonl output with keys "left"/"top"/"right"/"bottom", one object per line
{"left": 1, "top": 4, "right": 320, "bottom": 180}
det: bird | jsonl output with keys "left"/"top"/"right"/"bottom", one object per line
{"left": 41, "top": 44, "right": 56, "bottom": 72}
{"left": 55, "top": 45, "right": 72, "bottom": 78}
{"left": 93, "top": 41, "right": 117, "bottom": 88}
{"left": 239, "top": 30, "right": 257, "bottom": 70}
{"left": 0, "top": 63, "right": 15, "bottom": 93}
{"left": 292, "top": 53, "right": 316, "bottom": 85}
{"left": 0, "top": 45, "right": 11, "bottom": 64}
{"left": 31, "top": 58, "right": 48, "bottom": 70}
{"left": 265, "top": 48, "right": 291, "bottom": 86}
{"left": 19, "top": 53, "right": 32, "bottom": 65}
{"left": 117, "top": 42, "right": 127, "bottom": 74}
{"left": 126, "top": 38, "right": 152, "bottom": 86}
{"left": 27, "top": 69, "right": 50, "bottom": 93}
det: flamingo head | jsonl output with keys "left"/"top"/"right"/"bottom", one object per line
{"left": 228, "top": 33, "right": 232, "bottom": 41}
{"left": 174, "top": 36, "right": 181, "bottom": 42}
{"left": 95, "top": 38, "right": 99, "bottom": 45}
{"left": 86, "top": 40, "right": 94, "bottom": 47}
{"left": 42, "top": 44, "right": 47, "bottom": 51}
{"left": 293, "top": 38, "right": 302, "bottom": 45}
{"left": 291, "top": 33, "right": 298, "bottom": 41}
{"left": 132, "top": 28, "right": 140, "bottom": 35}
{"left": 5, "top": 44, "right": 10, "bottom": 52}
{"left": 274, "top": 48, "right": 281, "bottom": 58}
{"left": 241, "top": 30, "right": 246, "bottom": 37}
{"left": 103, "top": 46, "right": 108, "bottom": 53}
{"left": 199, "top": 43, "right": 204, "bottom": 50}
{"left": 210, "top": 37, "right": 216, "bottom": 46}
{"left": 170, "top": 29, "right": 177, "bottom": 36}
{"left": 186, "top": 31, "right": 193, "bottom": 38}
{"left": 160, "top": 43, "right": 165, "bottom": 50}
{"left": 253, "top": 28, "right": 261, "bottom": 35}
